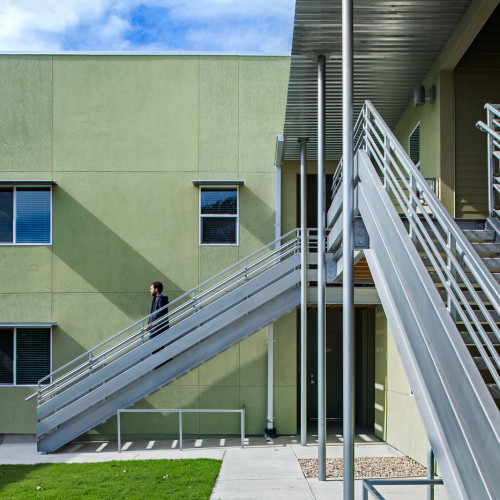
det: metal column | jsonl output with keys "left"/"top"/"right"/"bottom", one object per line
{"left": 300, "top": 138, "right": 308, "bottom": 447}
{"left": 317, "top": 54, "right": 327, "bottom": 481}
{"left": 342, "top": 0, "right": 354, "bottom": 498}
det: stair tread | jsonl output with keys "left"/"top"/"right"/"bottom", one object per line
{"left": 463, "top": 230, "right": 496, "bottom": 243}
{"left": 460, "top": 330, "right": 500, "bottom": 346}
{"left": 487, "top": 384, "right": 500, "bottom": 400}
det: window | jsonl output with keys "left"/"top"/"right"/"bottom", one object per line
{"left": 0, "top": 328, "right": 51, "bottom": 385}
{"left": 200, "top": 187, "right": 239, "bottom": 245}
{"left": 0, "top": 186, "right": 52, "bottom": 244}
{"left": 409, "top": 123, "right": 421, "bottom": 169}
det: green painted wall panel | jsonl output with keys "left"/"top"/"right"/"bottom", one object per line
{"left": 0, "top": 247, "right": 52, "bottom": 293}
{"left": 52, "top": 172, "right": 198, "bottom": 294}
{"left": 0, "top": 294, "right": 52, "bottom": 323}
{"left": 0, "top": 388, "right": 37, "bottom": 433}
{"left": 52, "top": 56, "right": 199, "bottom": 173}
{"left": 238, "top": 57, "right": 290, "bottom": 173}
{"left": 199, "top": 57, "right": 239, "bottom": 173}
{"left": 239, "top": 328, "right": 268, "bottom": 387}
{"left": 0, "top": 56, "right": 52, "bottom": 172}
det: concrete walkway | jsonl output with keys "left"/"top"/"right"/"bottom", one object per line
{"left": 0, "top": 433, "right": 448, "bottom": 499}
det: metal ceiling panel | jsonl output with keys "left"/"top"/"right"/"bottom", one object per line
{"left": 283, "top": 0, "right": 473, "bottom": 160}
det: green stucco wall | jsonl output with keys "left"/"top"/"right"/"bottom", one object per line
{"left": 374, "top": 306, "right": 431, "bottom": 466}
{"left": 0, "top": 54, "right": 294, "bottom": 437}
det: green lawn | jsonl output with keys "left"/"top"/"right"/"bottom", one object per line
{"left": 0, "top": 459, "right": 222, "bottom": 499}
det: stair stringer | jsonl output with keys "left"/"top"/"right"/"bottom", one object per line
{"left": 38, "top": 272, "right": 301, "bottom": 452}
{"left": 357, "top": 150, "right": 500, "bottom": 500}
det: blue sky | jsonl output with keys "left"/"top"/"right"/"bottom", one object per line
{"left": 0, "top": 0, "right": 295, "bottom": 53}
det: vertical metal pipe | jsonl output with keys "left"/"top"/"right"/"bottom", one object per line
{"left": 300, "top": 138, "right": 309, "bottom": 447}
{"left": 487, "top": 107, "right": 495, "bottom": 218}
{"left": 427, "top": 447, "right": 435, "bottom": 500}
{"left": 342, "top": 0, "right": 355, "bottom": 498}
{"left": 267, "top": 323, "right": 274, "bottom": 432}
{"left": 317, "top": 54, "right": 327, "bottom": 482}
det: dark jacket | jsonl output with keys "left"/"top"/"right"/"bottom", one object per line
{"left": 149, "top": 294, "right": 169, "bottom": 337}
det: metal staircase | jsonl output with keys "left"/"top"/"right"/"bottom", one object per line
{"left": 327, "top": 101, "right": 500, "bottom": 499}
{"left": 27, "top": 232, "right": 302, "bottom": 453}
{"left": 476, "top": 103, "right": 500, "bottom": 221}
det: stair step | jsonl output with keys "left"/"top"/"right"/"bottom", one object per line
{"left": 473, "top": 357, "right": 500, "bottom": 371}
{"left": 487, "top": 384, "right": 500, "bottom": 400}
{"left": 430, "top": 271, "right": 500, "bottom": 286}
{"left": 460, "top": 330, "right": 500, "bottom": 346}
{"left": 469, "top": 242, "right": 500, "bottom": 257}
{"left": 455, "top": 309, "right": 500, "bottom": 324}
{"left": 463, "top": 230, "right": 496, "bottom": 243}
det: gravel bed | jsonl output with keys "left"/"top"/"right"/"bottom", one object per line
{"left": 299, "top": 457, "right": 427, "bottom": 479}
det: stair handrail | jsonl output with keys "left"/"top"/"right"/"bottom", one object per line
{"left": 27, "top": 228, "right": 301, "bottom": 405}
{"left": 476, "top": 103, "right": 500, "bottom": 219}
{"left": 333, "top": 100, "right": 500, "bottom": 390}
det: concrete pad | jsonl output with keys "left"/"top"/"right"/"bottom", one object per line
{"left": 217, "top": 447, "right": 304, "bottom": 480}
{"left": 211, "top": 478, "right": 315, "bottom": 499}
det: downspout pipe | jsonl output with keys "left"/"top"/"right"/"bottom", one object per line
{"left": 299, "top": 137, "right": 309, "bottom": 447}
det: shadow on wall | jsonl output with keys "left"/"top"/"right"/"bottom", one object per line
{"left": 239, "top": 187, "right": 275, "bottom": 245}
{"left": 52, "top": 187, "right": 179, "bottom": 318}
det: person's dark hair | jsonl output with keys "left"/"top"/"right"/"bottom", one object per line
{"left": 151, "top": 281, "right": 163, "bottom": 294}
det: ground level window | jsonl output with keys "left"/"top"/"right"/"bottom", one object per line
{"left": 0, "top": 328, "right": 51, "bottom": 385}
{"left": 200, "top": 187, "right": 238, "bottom": 245}
{"left": 0, "top": 186, "right": 52, "bottom": 244}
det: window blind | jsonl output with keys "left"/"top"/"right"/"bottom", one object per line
{"left": 16, "top": 328, "right": 51, "bottom": 385}
{"left": 201, "top": 189, "right": 237, "bottom": 215}
{"left": 201, "top": 217, "right": 237, "bottom": 244}
{"left": 16, "top": 188, "right": 51, "bottom": 244}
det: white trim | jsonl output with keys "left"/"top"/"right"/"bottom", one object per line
{"left": 199, "top": 186, "right": 239, "bottom": 246}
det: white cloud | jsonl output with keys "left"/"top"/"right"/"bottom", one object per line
{"left": 0, "top": 0, "right": 294, "bottom": 52}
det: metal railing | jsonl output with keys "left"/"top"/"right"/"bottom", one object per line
{"left": 361, "top": 478, "right": 444, "bottom": 500}
{"left": 476, "top": 103, "right": 500, "bottom": 219}
{"left": 117, "top": 407, "right": 245, "bottom": 452}
{"left": 333, "top": 100, "right": 500, "bottom": 393}
{"left": 27, "top": 229, "right": 301, "bottom": 408}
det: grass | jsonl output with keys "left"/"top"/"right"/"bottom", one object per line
{"left": 0, "top": 459, "right": 222, "bottom": 499}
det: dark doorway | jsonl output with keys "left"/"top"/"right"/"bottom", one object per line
{"left": 299, "top": 307, "right": 375, "bottom": 429}
{"left": 296, "top": 174, "right": 334, "bottom": 228}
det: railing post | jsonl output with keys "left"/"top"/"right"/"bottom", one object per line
{"left": 241, "top": 407, "right": 245, "bottom": 448}
{"left": 140, "top": 320, "right": 145, "bottom": 344}
{"left": 446, "top": 232, "right": 457, "bottom": 320}
{"left": 89, "top": 351, "right": 93, "bottom": 374}
{"left": 487, "top": 106, "right": 495, "bottom": 218}
{"left": 427, "top": 447, "right": 435, "bottom": 500}
{"left": 117, "top": 410, "right": 121, "bottom": 453}
{"left": 409, "top": 174, "right": 418, "bottom": 242}
{"left": 179, "top": 411, "right": 183, "bottom": 450}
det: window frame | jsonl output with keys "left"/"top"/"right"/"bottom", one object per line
{"left": 0, "top": 326, "right": 52, "bottom": 387}
{"left": 199, "top": 185, "right": 239, "bottom": 246}
{"left": 0, "top": 185, "right": 53, "bottom": 246}
{"left": 408, "top": 122, "right": 421, "bottom": 170}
